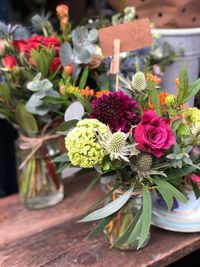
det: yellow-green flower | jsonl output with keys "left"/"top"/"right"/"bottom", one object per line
{"left": 183, "top": 108, "right": 200, "bottom": 126}
{"left": 65, "top": 119, "right": 108, "bottom": 168}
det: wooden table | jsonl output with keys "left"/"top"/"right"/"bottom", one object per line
{"left": 1, "top": 170, "right": 200, "bottom": 267}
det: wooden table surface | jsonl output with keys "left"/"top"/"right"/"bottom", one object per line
{"left": 1, "top": 170, "right": 200, "bottom": 267}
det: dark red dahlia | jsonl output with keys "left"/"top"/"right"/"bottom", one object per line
{"left": 90, "top": 91, "right": 138, "bottom": 133}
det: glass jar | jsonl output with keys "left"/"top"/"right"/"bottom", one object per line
{"left": 16, "top": 135, "right": 64, "bottom": 209}
{"left": 104, "top": 187, "right": 150, "bottom": 250}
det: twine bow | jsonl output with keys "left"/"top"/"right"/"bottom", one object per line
{"left": 19, "top": 123, "right": 59, "bottom": 170}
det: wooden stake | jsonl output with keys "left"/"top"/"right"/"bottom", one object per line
{"left": 110, "top": 39, "right": 120, "bottom": 92}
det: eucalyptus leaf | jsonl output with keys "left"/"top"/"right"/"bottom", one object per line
{"left": 52, "top": 153, "right": 69, "bottom": 163}
{"left": 113, "top": 206, "right": 142, "bottom": 248}
{"left": 86, "top": 215, "right": 114, "bottom": 240}
{"left": 16, "top": 103, "right": 38, "bottom": 135}
{"left": 138, "top": 186, "right": 151, "bottom": 248}
{"left": 156, "top": 187, "right": 173, "bottom": 210}
{"left": 154, "top": 178, "right": 187, "bottom": 203}
{"left": 57, "top": 119, "right": 78, "bottom": 132}
{"left": 64, "top": 101, "right": 84, "bottom": 122}
{"left": 79, "top": 187, "right": 133, "bottom": 222}
{"left": 87, "top": 28, "right": 98, "bottom": 43}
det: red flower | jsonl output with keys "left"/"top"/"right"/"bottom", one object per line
{"left": 13, "top": 40, "right": 27, "bottom": 53}
{"left": 4, "top": 55, "right": 17, "bottom": 70}
{"left": 50, "top": 57, "right": 61, "bottom": 72}
{"left": 90, "top": 91, "right": 138, "bottom": 133}
{"left": 12, "top": 35, "right": 60, "bottom": 55}
{"left": 134, "top": 110, "right": 175, "bottom": 157}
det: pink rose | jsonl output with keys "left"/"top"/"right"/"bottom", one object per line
{"left": 4, "top": 55, "right": 17, "bottom": 70}
{"left": 134, "top": 110, "right": 175, "bottom": 157}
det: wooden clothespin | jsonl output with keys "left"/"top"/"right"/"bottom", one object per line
{"left": 110, "top": 39, "right": 120, "bottom": 92}
{"left": 98, "top": 18, "right": 152, "bottom": 91}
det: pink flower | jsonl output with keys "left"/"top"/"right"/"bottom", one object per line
{"left": 190, "top": 174, "right": 200, "bottom": 185}
{"left": 134, "top": 110, "right": 175, "bottom": 157}
{"left": 3, "top": 55, "right": 17, "bottom": 70}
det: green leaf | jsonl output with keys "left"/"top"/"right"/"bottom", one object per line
{"left": 186, "top": 77, "right": 200, "bottom": 102}
{"left": 154, "top": 178, "right": 187, "bottom": 203}
{"left": 86, "top": 215, "right": 115, "bottom": 240}
{"left": 75, "top": 94, "right": 92, "bottom": 113}
{"left": 113, "top": 207, "right": 142, "bottom": 248}
{"left": 16, "top": 103, "right": 38, "bottom": 135}
{"left": 57, "top": 119, "right": 78, "bottom": 132}
{"left": 177, "top": 64, "right": 189, "bottom": 104}
{"left": 79, "top": 66, "right": 89, "bottom": 89}
{"left": 156, "top": 187, "right": 173, "bottom": 210}
{"left": 52, "top": 153, "right": 69, "bottom": 163}
{"left": 57, "top": 162, "right": 72, "bottom": 174}
{"left": 138, "top": 186, "right": 151, "bottom": 248}
{"left": 78, "top": 174, "right": 101, "bottom": 204}
{"left": 0, "top": 83, "right": 10, "bottom": 102}
{"left": 165, "top": 166, "right": 196, "bottom": 180}
{"left": 148, "top": 81, "right": 161, "bottom": 116}
{"left": 41, "top": 95, "right": 66, "bottom": 104}
{"left": 79, "top": 186, "right": 133, "bottom": 222}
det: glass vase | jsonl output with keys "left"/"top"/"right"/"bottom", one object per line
{"left": 16, "top": 136, "right": 64, "bottom": 209}
{"left": 104, "top": 187, "right": 150, "bottom": 250}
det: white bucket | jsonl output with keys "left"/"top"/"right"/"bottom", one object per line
{"left": 152, "top": 28, "right": 200, "bottom": 106}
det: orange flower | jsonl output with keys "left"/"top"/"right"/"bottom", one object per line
{"left": 148, "top": 91, "right": 169, "bottom": 111}
{"left": 147, "top": 73, "right": 161, "bottom": 85}
{"left": 95, "top": 90, "right": 110, "bottom": 98}
{"left": 56, "top": 4, "right": 69, "bottom": 18}
{"left": 64, "top": 64, "right": 74, "bottom": 76}
{"left": 159, "top": 92, "right": 169, "bottom": 106}
{"left": 81, "top": 86, "right": 94, "bottom": 98}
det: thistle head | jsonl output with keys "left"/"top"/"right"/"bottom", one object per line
{"left": 108, "top": 132, "right": 127, "bottom": 153}
{"left": 135, "top": 153, "right": 153, "bottom": 172}
{"left": 131, "top": 71, "right": 146, "bottom": 92}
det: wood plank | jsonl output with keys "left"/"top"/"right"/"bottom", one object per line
{"left": 1, "top": 170, "right": 200, "bottom": 267}
{"left": 1, "top": 214, "right": 200, "bottom": 267}
{"left": 0, "top": 170, "right": 101, "bottom": 247}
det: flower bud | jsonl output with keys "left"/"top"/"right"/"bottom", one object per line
{"left": 56, "top": 4, "right": 69, "bottom": 18}
{"left": 59, "top": 85, "right": 66, "bottom": 95}
{"left": 64, "top": 64, "right": 74, "bottom": 76}
{"left": 60, "top": 16, "right": 68, "bottom": 30}
{"left": 165, "top": 94, "right": 176, "bottom": 107}
{"left": 132, "top": 71, "right": 146, "bottom": 92}
{"left": 3, "top": 55, "right": 17, "bottom": 70}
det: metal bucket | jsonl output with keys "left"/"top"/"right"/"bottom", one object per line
{"left": 152, "top": 28, "right": 200, "bottom": 106}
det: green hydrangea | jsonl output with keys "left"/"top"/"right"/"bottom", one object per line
{"left": 183, "top": 108, "right": 200, "bottom": 126}
{"left": 65, "top": 119, "right": 108, "bottom": 168}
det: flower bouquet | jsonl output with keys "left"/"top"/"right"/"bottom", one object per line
{"left": 57, "top": 64, "right": 200, "bottom": 250}
{"left": 0, "top": 4, "right": 101, "bottom": 209}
